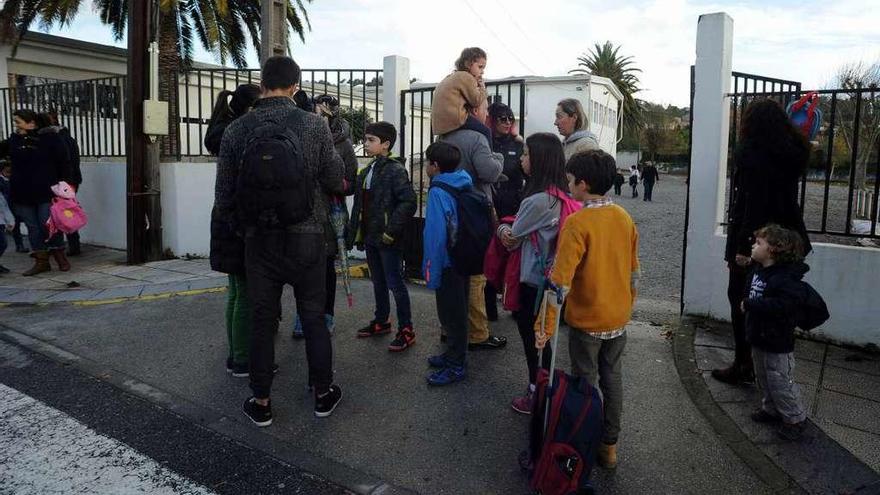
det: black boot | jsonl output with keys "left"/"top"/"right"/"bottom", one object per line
{"left": 67, "top": 232, "right": 82, "bottom": 256}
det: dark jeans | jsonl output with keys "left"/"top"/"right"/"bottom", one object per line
{"left": 246, "top": 232, "right": 332, "bottom": 398}
{"left": 630, "top": 184, "right": 639, "bottom": 198}
{"left": 14, "top": 202, "right": 63, "bottom": 252}
{"left": 436, "top": 268, "right": 469, "bottom": 367}
{"left": 727, "top": 263, "right": 751, "bottom": 366}
{"left": 517, "top": 283, "right": 553, "bottom": 384}
{"left": 365, "top": 245, "right": 412, "bottom": 328}
{"left": 613, "top": 184, "right": 622, "bottom": 195}
{"left": 461, "top": 114, "right": 493, "bottom": 145}
{"left": 643, "top": 181, "right": 655, "bottom": 201}
{"left": 0, "top": 230, "right": 6, "bottom": 257}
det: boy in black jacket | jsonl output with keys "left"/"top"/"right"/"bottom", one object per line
{"left": 741, "top": 224, "right": 810, "bottom": 440}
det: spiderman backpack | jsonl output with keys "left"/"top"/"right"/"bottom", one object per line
{"left": 786, "top": 92, "right": 822, "bottom": 140}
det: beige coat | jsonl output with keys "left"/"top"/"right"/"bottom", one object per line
{"left": 431, "top": 71, "right": 487, "bottom": 136}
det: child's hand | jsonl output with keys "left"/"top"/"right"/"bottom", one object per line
{"left": 381, "top": 233, "right": 395, "bottom": 245}
{"left": 535, "top": 331, "right": 549, "bottom": 349}
{"left": 740, "top": 300, "right": 746, "bottom": 313}
{"left": 500, "top": 229, "right": 517, "bottom": 249}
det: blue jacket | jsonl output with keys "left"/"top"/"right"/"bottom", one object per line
{"left": 423, "top": 169, "right": 472, "bottom": 290}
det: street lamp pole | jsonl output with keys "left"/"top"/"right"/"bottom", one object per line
{"left": 260, "top": 0, "right": 288, "bottom": 66}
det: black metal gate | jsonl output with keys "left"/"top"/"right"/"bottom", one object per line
{"left": 398, "top": 79, "right": 527, "bottom": 279}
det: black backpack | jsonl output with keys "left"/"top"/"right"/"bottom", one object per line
{"left": 797, "top": 282, "right": 829, "bottom": 331}
{"left": 236, "top": 120, "right": 312, "bottom": 231}
{"left": 433, "top": 182, "right": 494, "bottom": 276}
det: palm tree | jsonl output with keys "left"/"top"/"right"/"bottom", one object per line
{"left": 570, "top": 41, "right": 642, "bottom": 137}
{"left": 0, "top": 0, "right": 313, "bottom": 154}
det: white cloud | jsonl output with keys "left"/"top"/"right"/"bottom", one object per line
{"left": 45, "top": 0, "right": 880, "bottom": 106}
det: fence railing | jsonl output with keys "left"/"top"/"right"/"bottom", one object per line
{"left": 176, "top": 68, "right": 383, "bottom": 157}
{"left": 726, "top": 85, "right": 880, "bottom": 240}
{"left": 0, "top": 76, "right": 128, "bottom": 157}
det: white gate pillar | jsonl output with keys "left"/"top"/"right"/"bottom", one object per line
{"left": 683, "top": 13, "right": 734, "bottom": 316}
{"left": 383, "top": 55, "right": 410, "bottom": 155}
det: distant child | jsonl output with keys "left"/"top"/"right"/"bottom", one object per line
{"left": 431, "top": 47, "right": 492, "bottom": 142}
{"left": 613, "top": 170, "right": 625, "bottom": 196}
{"left": 422, "top": 141, "right": 472, "bottom": 385}
{"left": 628, "top": 164, "right": 640, "bottom": 198}
{"left": 543, "top": 150, "right": 640, "bottom": 470}
{"left": 347, "top": 122, "right": 418, "bottom": 351}
{"left": 0, "top": 162, "right": 25, "bottom": 253}
{"left": 0, "top": 177, "right": 14, "bottom": 273}
{"left": 742, "top": 224, "right": 812, "bottom": 441}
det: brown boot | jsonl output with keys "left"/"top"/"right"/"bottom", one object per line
{"left": 598, "top": 442, "right": 618, "bottom": 469}
{"left": 711, "top": 361, "right": 755, "bottom": 385}
{"left": 51, "top": 249, "right": 71, "bottom": 272}
{"left": 22, "top": 251, "right": 51, "bottom": 276}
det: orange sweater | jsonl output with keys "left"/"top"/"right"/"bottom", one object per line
{"left": 550, "top": 204, "right": 640, "bottom": 333}
{"left": 431, "top": 71, "right": 487, "bottom": 136}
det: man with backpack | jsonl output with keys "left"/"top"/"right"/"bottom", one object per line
{"left": 423, "top": 142, "right": 494, "bottom": 385}
{"left": 214, "top": 56, "right": 345, "bottom": 426}
{"left": 439, "top": 100, "right": 506, "bottom": 351}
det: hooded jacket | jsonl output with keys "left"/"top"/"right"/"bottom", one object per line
{"left": 320, "top": 118, "right": 359, "bottom": 256}
{"left": 347, "top": 154, "right": 417, "bottom": 249}
{"left": 423, "top": 169, "right": 472, "bottom": 289}
{"left": 492, "top": 133, "right": 524, "bottom": 218}
{"left": 439, "top": 129, "right": 503, "bottom": 200}
{"left": 743, "top": 261, "right": 810, "bottom": 353}
{"left": 1, "top": 128, "right": 71, "bottom": 205}
{"left": 562, "top": 130, "right": 600, "bottom": 161}
{"left": 725, "top": 140, "right": 812, "bottom": 262}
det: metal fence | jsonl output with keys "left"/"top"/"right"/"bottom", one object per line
{"left": 0, "top": 76, "right": 127, "bottom": 157}
{"left": 176, "top": 68, "right": 383, "bottom": 157}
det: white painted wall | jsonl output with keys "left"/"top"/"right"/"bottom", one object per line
{"left": 683, "top": 13, "right": 880, "bottom": 347}
{"left": 616, "top": 151, "right": 641, "bottom": 169}
{"left": 160, "top": 162, "right": 216, "bottom": 257}
{"left": 77, "top": 161, "right": 127, "bottom": 249}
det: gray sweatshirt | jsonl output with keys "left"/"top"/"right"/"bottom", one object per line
{"left": 511, "top": 192, "right": 561, "bottom": 287}
{"left": 439, "top": 129, "right": 503, "bottom": 199}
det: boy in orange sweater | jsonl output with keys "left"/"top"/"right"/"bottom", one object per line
{"left": 543, "top": 150, "right": 640, "bottom": 470}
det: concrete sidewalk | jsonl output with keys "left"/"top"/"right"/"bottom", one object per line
{"left": 2, "top": 279, "right": 768, "bottom": 494}
{"left": 678, "top": 318, "right": 880, "bottom": 494}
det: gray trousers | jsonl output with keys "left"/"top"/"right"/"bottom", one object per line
{"left": 752, "top": 348, "right": 806, "bottom": 424}
{"left": 569, "top": 330, "right": 627, "bottom": 445}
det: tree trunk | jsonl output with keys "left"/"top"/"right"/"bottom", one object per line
{"left": 158, "top": 15, "right": 181, "bottom": 161}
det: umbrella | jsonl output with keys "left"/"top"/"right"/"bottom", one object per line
{"left": 330, "top": 197, "right": 353, "bottom": 307}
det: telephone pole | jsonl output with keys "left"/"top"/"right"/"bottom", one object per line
{"left": 260, "top": 0, "right": 288, "bottom": 65}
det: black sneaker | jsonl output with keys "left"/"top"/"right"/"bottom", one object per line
{"left": 777, "top": 421, "right": 806, "bottom": 441}
{"left": 226, "top": 356, "right": 234, "bottom": 373}
{"left": 242, "top": 397, "right": 272, "bottom": 427}
{"left": 750, "top": 409, "right": 781, "bottom": 424}
{"left": 314, "top": 384, "right": 342, "bottom": 418}
{"left": 0, "top": 264, "right": 9, "bottom": 274}
{"left": 231, "top": 363, "right": 279, "bottom": 378}
{"left": 357, "top": 320, "right": 392, "bottom": 338}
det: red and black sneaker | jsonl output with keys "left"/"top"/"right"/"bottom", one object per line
{"left": 388, "top": 325, "right": 416, "bottom": 352}
{"left": 357, "top": 320, "right": 392, "bottom": 338}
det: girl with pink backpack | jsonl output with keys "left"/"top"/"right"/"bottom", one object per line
{"left": 495, "top": 133, "right": 582, "bottom": 415}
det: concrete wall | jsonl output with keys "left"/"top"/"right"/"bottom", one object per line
{"left": 77, "top": 161, "right": 127, "bottom": 249}
{"left": 683, "top": 13, "right": 880, "bottom": 347}
{"left": 616, "top": 151, "right": 641, "bottom": 169}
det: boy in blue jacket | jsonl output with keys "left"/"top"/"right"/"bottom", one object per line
{"left": 423, "top": 141, "right": 472, "bottom": 386}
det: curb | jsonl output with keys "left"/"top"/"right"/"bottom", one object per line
{"left": 672, "top": 317, "right": 804, "bottom": 494}
{"left": 0, "top": 326, "right": 416, "bottom": 495}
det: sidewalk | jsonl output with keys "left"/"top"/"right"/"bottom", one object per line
{"left": 0, "top": 245, "right": 227, "bottom": 304}
{"left": 677, "top": 317, "right": 880, "bottom": 494}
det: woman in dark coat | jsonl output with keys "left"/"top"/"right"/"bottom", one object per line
{"left": 1, "top": 109, "right": 72, "bottom": 275}
{"left": 712, "top": 98, "right": 812, "bottom": 385}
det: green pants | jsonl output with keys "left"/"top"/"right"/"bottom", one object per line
{"left": 226, "top": 274, "right": 251, "bottom": 365}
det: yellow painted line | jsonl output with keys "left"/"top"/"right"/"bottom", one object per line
{"left": 69, "top": 286, "right": 227, "bottom": 307}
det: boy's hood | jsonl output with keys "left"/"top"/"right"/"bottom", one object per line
{"left": 762, "top": 261, "right": 809, "bottom": 280}
{"left": 433, "top": 169, "right": 472, "bottom": 190}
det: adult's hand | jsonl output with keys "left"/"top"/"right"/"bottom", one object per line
{"left": 500, "top": 229, "right": 517, "bottom": 249}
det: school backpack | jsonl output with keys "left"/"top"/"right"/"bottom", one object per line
{"left": 432, "top": 182, "right": 494, "bottom": 276}
{"left": 525, "top": 368, "right": 603, "bottom": 495}
{"left": 236, "top": 120, "right": 312, "bottom": 231}
{"left": 797, "top": 282, "right": 830, "bottom": 331}
{"left": 786, "top": 92, "right": 822, "bottom": 141}
{"left": 45, "top": 181, "right": 87, "bottom": 238}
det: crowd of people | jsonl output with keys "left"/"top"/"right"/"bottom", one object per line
{"left": 202, "top": 46, "right": 821, "bottom": 488}
{"left": 0, "top": 109, "right": 82, "bottom": 276}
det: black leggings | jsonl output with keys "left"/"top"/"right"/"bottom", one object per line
{"left": 516, "top": 284, "right": 552, "bottom": 385}
{"left": 727, "top": 263, "right": 751, "bottom": 365}
{"left": 325, "top": 255, "right": 336, "bottom": 316}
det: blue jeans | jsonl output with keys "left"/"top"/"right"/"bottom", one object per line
{"left": 365, "top": 245, "right": 412, "bottom": 328}
{"left": 14, "top": 203, "right": 63, "bottom": 252}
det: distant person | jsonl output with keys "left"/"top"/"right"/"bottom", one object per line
{"left": 207, "top": 84, "right": 261, "bottom": 379}
{"left": 1, "top": 109, "right": 72, "bottom": 275}
{"left": 555, "top": 98, "right": 599, "bottom": 161}
{"left": 742, "top": 225, "right": 817, "bottom": 441}
{"left": 431, "top": 47, "right": 492, "bottom": 143}
{"left": 641, "top": 161, "right": 659, "bottom": 202}
{"left": 44, "top": 111, "right": 83, "bottom": 256}
{"left": 291, "top": 94, "right": 359, "bottom": 338}
{"left": 497, "top": 133, "right": 577, "bottom": 414}
{"left": 628, "top": 164, "right": 640, "bottom": 198}
{"left": 712, "top": 99, "right": 812, "bottom": 387}
{"left": 422, "top": 141, "right": 473, "bottom": 385}
{"left": 545, "top": 149, "right": 640, "bottom": 469}
{"left": 0, "top": 180, "right": 14, "bottom": 274}
{"left": 347, "top": 121, "right": 418, "bottom": 351}
{"left": 216, "top": 56, "right": 345, "bottom": 425}
{"left": 612, "top": 169, "right": 625, "bottom": 196}
{"left": 0, "top": 162, "right": 26, "bottom": 253}
{"left": 439, "top": 100, "right": 506, "bottom": 351}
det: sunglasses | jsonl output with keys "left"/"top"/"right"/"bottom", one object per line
{"left": 496, "top": 116, "right": 515, "bottom": 123}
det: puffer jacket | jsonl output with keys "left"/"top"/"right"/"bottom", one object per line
{"left": 346, "top": 154, "right": 417, "bottom": 250}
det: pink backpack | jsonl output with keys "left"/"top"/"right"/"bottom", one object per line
{"left": 46, "top": 181, "right": 88, "bottom": 238}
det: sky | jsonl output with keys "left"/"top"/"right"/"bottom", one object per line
{"left": 48, "top": 0, "right": 879, "bottom": 107}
